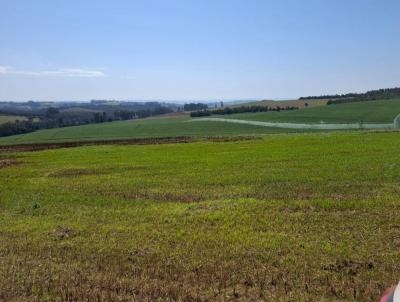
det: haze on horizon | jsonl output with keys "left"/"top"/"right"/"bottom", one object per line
{"left": 0, "top": 0, "right": 399, "bottom": 102}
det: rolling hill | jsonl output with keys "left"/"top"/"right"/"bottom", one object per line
{"left": 0, "top": 115, "right": 302, "bottom": 145}
{"left": 224, "top": 98, "right": 400, "bottom": 124}
{"left": 233, "top": 98, "right": 329, "bottom": 109}
{"left": 1, "top": 98, "right": 400, "bottom": 145}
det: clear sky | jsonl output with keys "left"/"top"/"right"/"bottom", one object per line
{"left": 0, "top": 0, "right": 399, "bottom": 101}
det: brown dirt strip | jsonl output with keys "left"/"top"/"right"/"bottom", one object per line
{"left": 0, "top": 158, "right": 20, "bottom": 169}
{"left": 0, "top": 136, "right": 259, "bottom": 152}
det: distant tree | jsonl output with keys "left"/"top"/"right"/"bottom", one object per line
{"left": 299, "top": 87, "right": 400, "bottom": 102}
{"left": 93, "top": 112, "right": 105, "bottom": 123}
{"left": 183, "top": 103, "right": 208, "bottom": 111}
{"left": 190, "top": 111, "right": 211, "bottom": 117}
{"left": 45, "top": 107, "right": 60, "bottom": 118}
{"left": 190, "top": 105, "right": 299, "bottom": 117}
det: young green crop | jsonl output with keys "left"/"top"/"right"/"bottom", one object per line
{"left": 0, "top": 131, "right": 399, "bottom": 300}
{"left": 2, "top": 98, "right": 400, "bottom": 145}
{"left": 224, "top": 98, "right": 400, "bottom": 123}
{"left": 0, "top": 116, "right": 304, "bottom": 145}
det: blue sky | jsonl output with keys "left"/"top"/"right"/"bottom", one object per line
{"left": 0, "top": 0, "right": 399, "bottom": 101}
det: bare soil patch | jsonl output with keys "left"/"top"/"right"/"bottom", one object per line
{"left": 48, "top": 168, "right": 104, "bottom": 178}
{"left": 206, "top": 136, "right": 262, "bottom": 142}
{"left": 323, "top": 259, "right": 374, "bottom": 276}
{"left": 0, "top": 158, "right": 20, "bottom": 169}
{"left": 0, "top": 137, "right": 194, "bottom": 152}
{"left": 0, "top": 136, "right": 260, "bottom": 152}
{"left": 49, "top": 226, "right": 76, "bottom": 240}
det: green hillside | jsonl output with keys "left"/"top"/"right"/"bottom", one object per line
{"left": 233, "top": 98, "right": 328, "bottom": 109}
{"left": 1, "top": 99, "right": 400, "bottom": 145}
{"left": 224, "top": 99, "right": 400, "bottom": 124}
{"left": 0, "top": 116, "right": 301, "bottom": 145}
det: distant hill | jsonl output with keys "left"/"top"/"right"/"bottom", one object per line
{"left": 224, "top": 98, "right": 400, "bottom": 124}
{"left": 0, "top": 115, "right": 300, "bottom": 145}
{"left": 299, "top": 87, "right": 400, "bottom": 102}
{"left": 233, "top": 87, "right": 400, "bottom": 109}
{"left": 232, "top": 99, "right": 328, "bottom": 109}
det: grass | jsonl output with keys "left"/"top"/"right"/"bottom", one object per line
{"left": 1, "top": 131, "right": 400, "bottom": 300}
{"left": 0, "top": 116, "right": 304, "bottom": 145}
{"left": 1, "top": 99, "right": 400, "bottom": 145}
{"left": 0, "top": 114, "right": 26, "bottom": 124}
{"left": 224, "top": 99, "right": 400, "bottom": 124}
{"left": 233, "top": 98, "right": 329, "bottom": 109}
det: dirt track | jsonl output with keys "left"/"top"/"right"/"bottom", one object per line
{"left": 0, "top": 136, "right": 258, "bottom": 152}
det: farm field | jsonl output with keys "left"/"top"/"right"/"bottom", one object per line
{"left": 223, "top": 99, "right": 400, "bottom": 124}
{"left": 0, "top": 114, "right": 26, "bottom": 125}
{"left": 1, "top": 131, "right": 400, "bottom": 301}
{"left": 234, "top": 98, "right": 329, "bottom": 109}
{"left": 2, "top": 99, "right": 400, "bottom": 145}
{"left": 0, "top": 115, "right": 307, "bottom": 145}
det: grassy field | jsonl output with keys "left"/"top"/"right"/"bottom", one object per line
{"left": 0, "top": 116, "right": 306, "bottom": 145}
{"left": 1, "top": 131, "right": 400, "bottom": 301}
{"left": 0, "top": 114, "right": 26, "bottom": 125}
{"left": 234, "top": 98, "right": 329, "bottom": 109}
{"left": 1, "top": 99, "right": 399, "bottom": 145}
{"left": 224, "top": 99, "right": 400, "bottom": 124}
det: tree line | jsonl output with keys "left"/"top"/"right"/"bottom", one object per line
{"left": 190, "top": 105, "right": 299, "bottom": 117}
{"left": 0, "top": 106, "right": 173, "bottom": 137}
{"left": 183, "top": 103, "right": 209, "bottom": 111}
{"left": 300, "top": 87, "right": 400, "bottom": 102}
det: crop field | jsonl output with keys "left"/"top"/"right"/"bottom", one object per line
{"left": 224, "top": 99, "right": 400, "bottom": 124}
{"left": 0, "top": 115, "right": 26, "bottom": 125}
{"left": 2, "top": 99, "right": 400, "bottom": 146}
{"left": 234, "top": 98, "right": 329, "bottom": 109}
{"left": 0, "top": 116, "right": 306, "bottom": 145}
{"left": 1, "top": 131, "right": 400, "bottom": 301}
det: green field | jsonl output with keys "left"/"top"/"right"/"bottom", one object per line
{"left": 1, "top": 99, "right": 400, "bottom": 145}
{"left": 1, "top": 131, "right": 400, "bottom": 300}
{"left": 0, "top": 116, "right": 304, "bottom": 145}
{"left": 0, "top": 114, "right": 26, "bottom": 125}
{"left": 234, "top": 98, "right": 329, "bottom": 109}
{"left": 224, "top": 99, "right": 400, "bottom": 124}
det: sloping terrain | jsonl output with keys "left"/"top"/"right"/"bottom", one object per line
{"left": 0, "top": 132, "right": 399, "bottom": 301}
{"left": 224, "top": 99, "right": 400, "bottom": 124}
{"left": 1, "top": 99, "right": 400, "bottom": 145}
{"left": 0, "top": 116, "right": 302, "bottom": 145}
{"left": 233, "top": 98, "right": 329, "bottom": 109}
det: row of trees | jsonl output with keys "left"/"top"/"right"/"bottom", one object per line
{"left": 0, "top": 119, "right": 64, "bottom": 137}
{"left": 0, "top": 106, "right": 174, "bottom": 137}
{"left": 184, "top": 103, "right": 208, "bottom": 111}
{"left": 301, "top": 87, "right": 400, "bottom": 101}
{"left": 190, "top": 105, "right": 299, "bottom": 117}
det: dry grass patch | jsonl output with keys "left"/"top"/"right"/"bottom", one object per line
{"left": 48, "top": 168, "right": 105, "bottom": 178}
{"left": 0, "top": 158, "right": 20, "bottom": 169}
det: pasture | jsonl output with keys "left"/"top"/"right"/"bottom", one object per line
{"left": 0, "top": 116, "right": 304, "bottom": 145}
{"left": 234, "top": 98, "right": 329, "bottom": 109}
{"left": 1, "top": 99, "right": 400, "bottom": 145}
{"left": 224, "top": 99, "right": 400, "bottom": 124}
{"left": 1, "top": 131, "right": 400, "bottom": 301}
